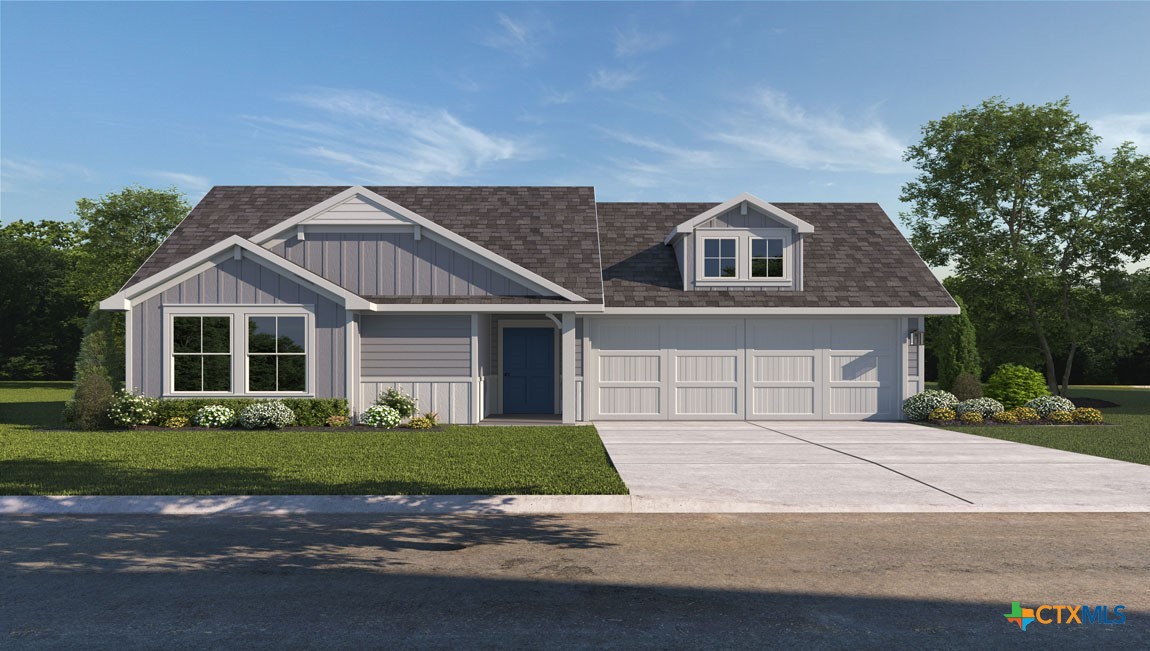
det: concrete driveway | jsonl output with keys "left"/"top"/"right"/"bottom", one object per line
{"left": 595, "top": 421, "right": 1150, "bottom": 512}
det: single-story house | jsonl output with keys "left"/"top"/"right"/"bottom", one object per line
{"left": 100, "top": 186, "right": 958, "bottom": 423}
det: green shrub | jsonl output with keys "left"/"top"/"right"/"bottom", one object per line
{"left": 991, "top": 411, "right": 1018, "bottom": 424}
{"left": 928, "top": 407, "right": 956, "bottom": 422}
{"left": 325, "top": 414, "right": 350, "bottom": 428}
{"left": 955, "top": 397, "right": 1004, "bottom": 418}
{"left": 959, "top": 412, "right": 983, "bottom": 424}
{"left": 407, "top": 416, "right": 435, "bottom": 429}
{"left": 238, "top": 401, "right": 295, "bottom": 430}
{"left": 283, "top": 399, "right": 350, "bottom": 427}
{"left": 985, "top": 364, "right": 1049, "bottom": 409}
{"left": 936, "top": 296, "right": 981, "bottom": 390}
{"left": 1010, "top": 407, "right": 1040, "bottom": 422}
{"left": 65, "top": 371, "right": 115, "bottom": 430}
{"left": 361, "top": 404, "right": 401, "bottom": 429}
{"left": 1026, "top": 395, "right": 1075, "bottom": 418}
{"left": 950, "top": 372, "right": 983, "bottom": 400}
{"left": 376, "top": 388, "right": 418, "bottom": 420}
{"left": 1072, "top": 407, "right": 1104, "bottom": 424}
{"left": 1049, "top": 410, "right": 1074, "bottom": 424}
{"left": 163, "top": 416, "right": 190, "bottom": 428}
{"left": 902, "top": 390, "right": 959, "bottom": 421}
{"left": 151, "top": 398, "right": 347, "bottom": 427}
{"left": 107, "top": 390, "right": 158, "bottom": 428}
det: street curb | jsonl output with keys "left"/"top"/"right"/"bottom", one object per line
{"left": 4, "top": 495, "right": 1150, "bottom": 515}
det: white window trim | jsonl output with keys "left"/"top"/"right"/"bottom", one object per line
{"left": 694, "top": 228, "right": 793, "bottom": 286}
{"left": 164, "top": 305, "right": 316, "bottom": 398}
{"left": 700, "top": 237, "right": 739, "bottom": 279}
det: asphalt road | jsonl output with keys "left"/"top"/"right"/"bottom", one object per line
{"left": 2, "top": 513, "right": 1148, "bottom": 649}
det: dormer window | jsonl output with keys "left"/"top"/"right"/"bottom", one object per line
{"left": 750, "top": 238, "right": 784, "bottom": 278}
{"left": 703, "top": 238, "right": 738, "bottom": 278}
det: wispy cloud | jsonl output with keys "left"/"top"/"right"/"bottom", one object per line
{"left": 146, "top": 171, "right": 212, "bottom": 195}
{"left": 613, "top": 27, "right": 673, "bottom": 57}
{"left": 711, "top": 88, "right": 907, "bottom": 173}
{"left": 541, "top": 86, "right": 574, "bottom": 106}
{"left": 248, "top": 88, "right": 525, "bottom": 184}
{"left": 590, "top": 68, "right": 639, "bottom": 91}
{"left": 1093, "top": 112, "right": 1150, "bottom": 151}
{"left": 1, "top": 157, "right": 94, "bottom": 194}
{"left": 482, "top": 13, "right": 549, "bottom": 64}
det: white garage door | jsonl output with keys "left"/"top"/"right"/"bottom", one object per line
{"left": 589, "top": 318, "right": 900, "bottom": 420}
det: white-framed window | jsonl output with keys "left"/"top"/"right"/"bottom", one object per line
{"left": 750, "top": 238, "right": 785, "bottom": 278}
{"left": 246, "top": 315, "right": 308, "bottom": 393}
{"left": 165, "top": 305, "right": 314, "bottom": 397}
{"left": 702, "top": 238, "right": 738, "bottom": 278}
{"left": 171, "top": 315, "right": 233, "bottom": 393}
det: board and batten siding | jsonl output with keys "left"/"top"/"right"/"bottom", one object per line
{"left": 270, "top": 233, "right": 543, "bottom": 297}
{"left": 130, "top": 257, "right": 347, "bottom": 398}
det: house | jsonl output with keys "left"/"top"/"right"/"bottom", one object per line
{"left": 100, "top": 186, "right": 958, "bottom": 423}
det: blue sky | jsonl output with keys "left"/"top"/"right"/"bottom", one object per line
{"left": 3, "top": 1, "right": 1149, "bottom": 230}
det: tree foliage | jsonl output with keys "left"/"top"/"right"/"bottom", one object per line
{"left": 935, "top": 295, "right": 981, "bottom": 389}
{"left": 902, "top": 97, "right": 1150, "bottom": 395}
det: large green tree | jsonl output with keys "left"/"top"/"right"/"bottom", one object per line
{"left": 72, "top": 186, "right": 190, "bottom": 306}
{"left": 901, "top": 97, "right": 1150, "bottom": 395}
{"left": 934, "top": 295, "right": 981, "bottom": 389}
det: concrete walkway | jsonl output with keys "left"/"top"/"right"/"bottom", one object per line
{"left": 595, "top": 421, "right": 1150, "bottom": 512}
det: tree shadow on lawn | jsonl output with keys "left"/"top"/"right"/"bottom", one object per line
{"left": 0, "top": 458, "right": 595, "bottom": 496}
{"left": 0, "top": 401, "right": 68, "bottom": 429}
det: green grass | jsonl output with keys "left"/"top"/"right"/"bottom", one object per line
{"left": 933, "top": 386, "right": 1150, "bottom": 466}
{"left": 0, "top": 381, "right": 628, "bottom": 496}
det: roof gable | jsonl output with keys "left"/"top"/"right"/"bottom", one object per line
{"left": 664, "top": 193, "right": 815, "bottom": 245}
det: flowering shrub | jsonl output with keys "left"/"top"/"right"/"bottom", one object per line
{"left": 928, "top": 407, "right": 956, "bottom": 422}
{"left": 991, "top": 411, "right": 1018, "bottom": 424}
{"left": 107, "top": 390, "right": 158, "bottom": 428}
{"left": 1025, "top": 395, "right": 1076, "bottom": 418}
{"left": 1072, "top": 407, "right": 1104, "bottom": 424}
{"left": 194, "top": 405, "right": 236, "bottom": 428}
{"left": 361, "top": 404, "right": 401, "bottom": 429}
{"left": 238, "top": 401, "right": 296, "bottom": 430}
{"left": 407, "top": 411, "right": 439, "bottom": 429}
{"left": 959, "top": 412, "right": 983, "bottom": 424}
{"left": 1049, "top": 410, "right": 1074, "bottom": 424}
{"left": 376, "top": 388, "right": 418, "bottom": 420}
{"left": 902, "top": 390, "right": 959, "bottom": 421}
{"left": 955, "top": 397, "right": 1004, "bottom": 418}
{"left": 325, "top": 414, "right": 350, "bottom": 428}
{"left": 1010, "top": 407, "right": 1041, "bottom": 422}
{"left": 163, "top": 416, "right": 190, "bottom": 428}
{"left": 985, "top": 364, "right": 1049, "bottom": 408}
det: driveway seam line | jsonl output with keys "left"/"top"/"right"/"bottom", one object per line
{"left": 746, "top": 423, "right": 976, "bottom": 505}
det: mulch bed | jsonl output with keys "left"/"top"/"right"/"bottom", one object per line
{"left": 131, "top": 425, "right": 450, "bottom": 432}
{"left": 1070, "top": 396, "right": 1121, "bottom": 409}
{"left": 933, "top": 420, "right": 1109, "bottom": 427}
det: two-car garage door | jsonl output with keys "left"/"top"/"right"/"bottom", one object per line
{"left": 588, "top": 318, "right": 900, "bottom": 420}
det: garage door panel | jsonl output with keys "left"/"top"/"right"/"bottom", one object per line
{"left": 748, "top": 319, "right": 818, "bottom": 350}
{"left": 753, "top": 355, "right": 815, "bottom": 383}
{"left": 677, "top": 355, "right": 737, "bottom": 382}
{"left": 753, "top": 386, "right": 816, "bottom": 416}
{"left": 829, "top": 386, "right": 892, "bottom": 416}
{"left": 600, "top": 355, "right": 660, "bottom": 382}
{"left": 676, "top": 387, "right": 739, "bottom": 415}
{"left": 830, "top": 353, "right": 883, "bottom": 383}
{"left": 600, "top": 387, "right": 660, "bottom": 415}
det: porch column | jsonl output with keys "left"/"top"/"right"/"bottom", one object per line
{"left": 561, "top": 313, "right": 576, "bottom": 424}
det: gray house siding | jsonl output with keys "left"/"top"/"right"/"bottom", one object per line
{"left": 271, "top": 233, "right": 544, "bottom": 297}
{"left": 130, "top": 257, "right": 347, "bottom": 398}
{"left": 359, "top": 315, "right": 471, "bottom": 377}
{"left": 701, "top": 206, "right": 789, "bottom": 229}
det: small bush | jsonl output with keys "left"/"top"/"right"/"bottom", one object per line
{"left": 107, "top": 390, "right": 158, "bottom": 428}
{"left": 238, "top": 401, "right": 295, "bottom": 430}
{"left": 985, "top": 364, "right": 1049, "bottom": 409}
{"left": 326, "top": 414, "right": 351, "bottom": 428}
{"left": 376, "top": 388, "right": 418, "bottom": 420}
{"left": 1026, "top": 395, "right": 1076, "bottom": 418}
{"left": 991, "top": 411, "right": 1018, "bottom": 424}
{"left": 902, "top": 390, "right": 959, "bottom": 421}
{"left": 1010, "top": 407, "right": 1041, "bottom": 423}
{"left": 955, "top": 397, "right": 1004, "bottom": 418}
{"left": 65, "top": 371, "right": 115, "bottom": 430}
{"left": 194, "top": 405, "right": 236, "bottom": 428}
{"left": 361, "top": 404, "right": 401, "bottom": 429}
{"left": 407, "top": 416, "right": 436, "bottom": 429}
{"left": 1049, "top": 410, "right": 1074, "bottom": 424}
{"left": 949, "top": 372, "right": 983, "bottom": 400}
{"left": 1072, "top": 407, "right": 1104, "bottom": 424}
{"left": 163, "top": 416, "right": 190, "bottom": 428}
{"left": 152, "top": 398, "right": 347, "bottom": 427}
{"left": 928, "top": 407, "right": 956, "bottom": 422}
{"left": 959, "top": 412, "right": 984, "bottom": 424}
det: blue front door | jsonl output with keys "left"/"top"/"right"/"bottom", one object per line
{"left": 502, "top": 328, "right": 555, "bottom": 414}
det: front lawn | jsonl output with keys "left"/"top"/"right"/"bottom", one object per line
{"left": 0, "top": 382, "right": 628, "bottom": 496}
{"left": 933, "top": 386, "right": 1150, "bottom": 466}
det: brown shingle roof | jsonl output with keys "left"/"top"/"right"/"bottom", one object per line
{"left": 597, "top": 202, "right": 955, "bottom": 309}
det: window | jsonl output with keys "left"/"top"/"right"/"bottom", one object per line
{"left": 247, "top": 316, "right": 307, "bottom": 392}
{"left": 703, "top": 238, "right": 738, "bottom": 278}
{"left": 172, "top": 316, "right": 232, "bottom": 392}
{"left": 750, "top": 238, "right": 785, "bottom": 278}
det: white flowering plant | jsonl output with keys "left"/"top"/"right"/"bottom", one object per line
{"left": 361, "top": 404, "right": 401, "bottom": 429}
{"left": 107, "top": 390, "right": 158, "bottom": 428}
{"left": 194, "top": 405, "right": 236, "bottom": 428}
{"left": 1026, "top": 395, "right": 1076, "bottom": 418}
{"left": 955, "top": 397, "right": 1005, "bottom": 418}
{"left": 238, "top": 401, "right": 296, "bottom": 430}
{"left": 376, "top": 388, "right": 418, "bottom": 420}
{"left": 902, "top": 390, "right": 959, "bottom": 421}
